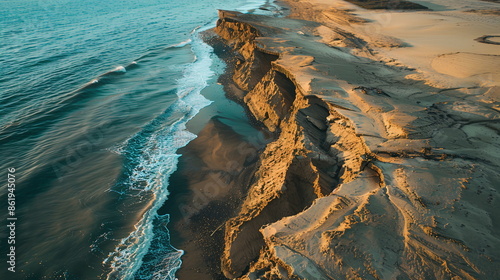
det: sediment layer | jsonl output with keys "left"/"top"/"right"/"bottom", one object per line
{"left": 211, "top": 6, "right": 500, "bottom": 280}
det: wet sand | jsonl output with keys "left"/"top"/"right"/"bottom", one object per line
{"left": 159, "top": 118, "right": 260, "bottom": 279}
{"left": 159, "top": 49, "right": 269, "bottom": 278}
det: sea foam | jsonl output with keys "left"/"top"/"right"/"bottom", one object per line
{"left": 104, "top": 31, "right": 213, "bottom": 280}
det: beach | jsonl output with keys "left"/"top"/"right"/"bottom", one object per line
{"left": 1, "top": 0, "right": 499, "bottom": 278}
{"left": 0, "top": 1, "right": 279, "bottom": 279}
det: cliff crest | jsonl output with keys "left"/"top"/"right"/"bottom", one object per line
{"left": 212, "top": 8, "right": 500, "bottom": 280}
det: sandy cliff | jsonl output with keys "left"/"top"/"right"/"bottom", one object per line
{"left": 210, "top": 2, "right": 500, "bottom": 279}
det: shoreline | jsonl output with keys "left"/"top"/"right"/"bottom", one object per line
{"left": 160, "top": 31, "right": 272, "bottom": 279}
{"left": 159, "top": 4, "right": 284, "bottom": 279}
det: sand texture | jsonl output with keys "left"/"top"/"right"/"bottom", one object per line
{"left": 206, "top": 0, "right": 500, "bottom": 279}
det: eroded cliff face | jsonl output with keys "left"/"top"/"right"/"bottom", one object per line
{"left": 212, "top": 10, "right": 500, "bottom": 280}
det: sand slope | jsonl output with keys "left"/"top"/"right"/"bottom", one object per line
{"left": 210, "top": 0, "right": 500, "bottom": 278}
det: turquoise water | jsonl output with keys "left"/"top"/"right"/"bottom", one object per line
{"left": 0, "top": 0, "right": 280, "bottom": 279}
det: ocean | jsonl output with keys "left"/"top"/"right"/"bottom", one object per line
{"left": 0, "top": 0, "right": 280, "bottom": 279}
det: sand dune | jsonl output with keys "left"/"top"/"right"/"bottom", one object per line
{"left": 431, "top": 52, "right": 500, "bottom": 81}
{"left": 195, "top": 0, "right": 500, "bottom": 278}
